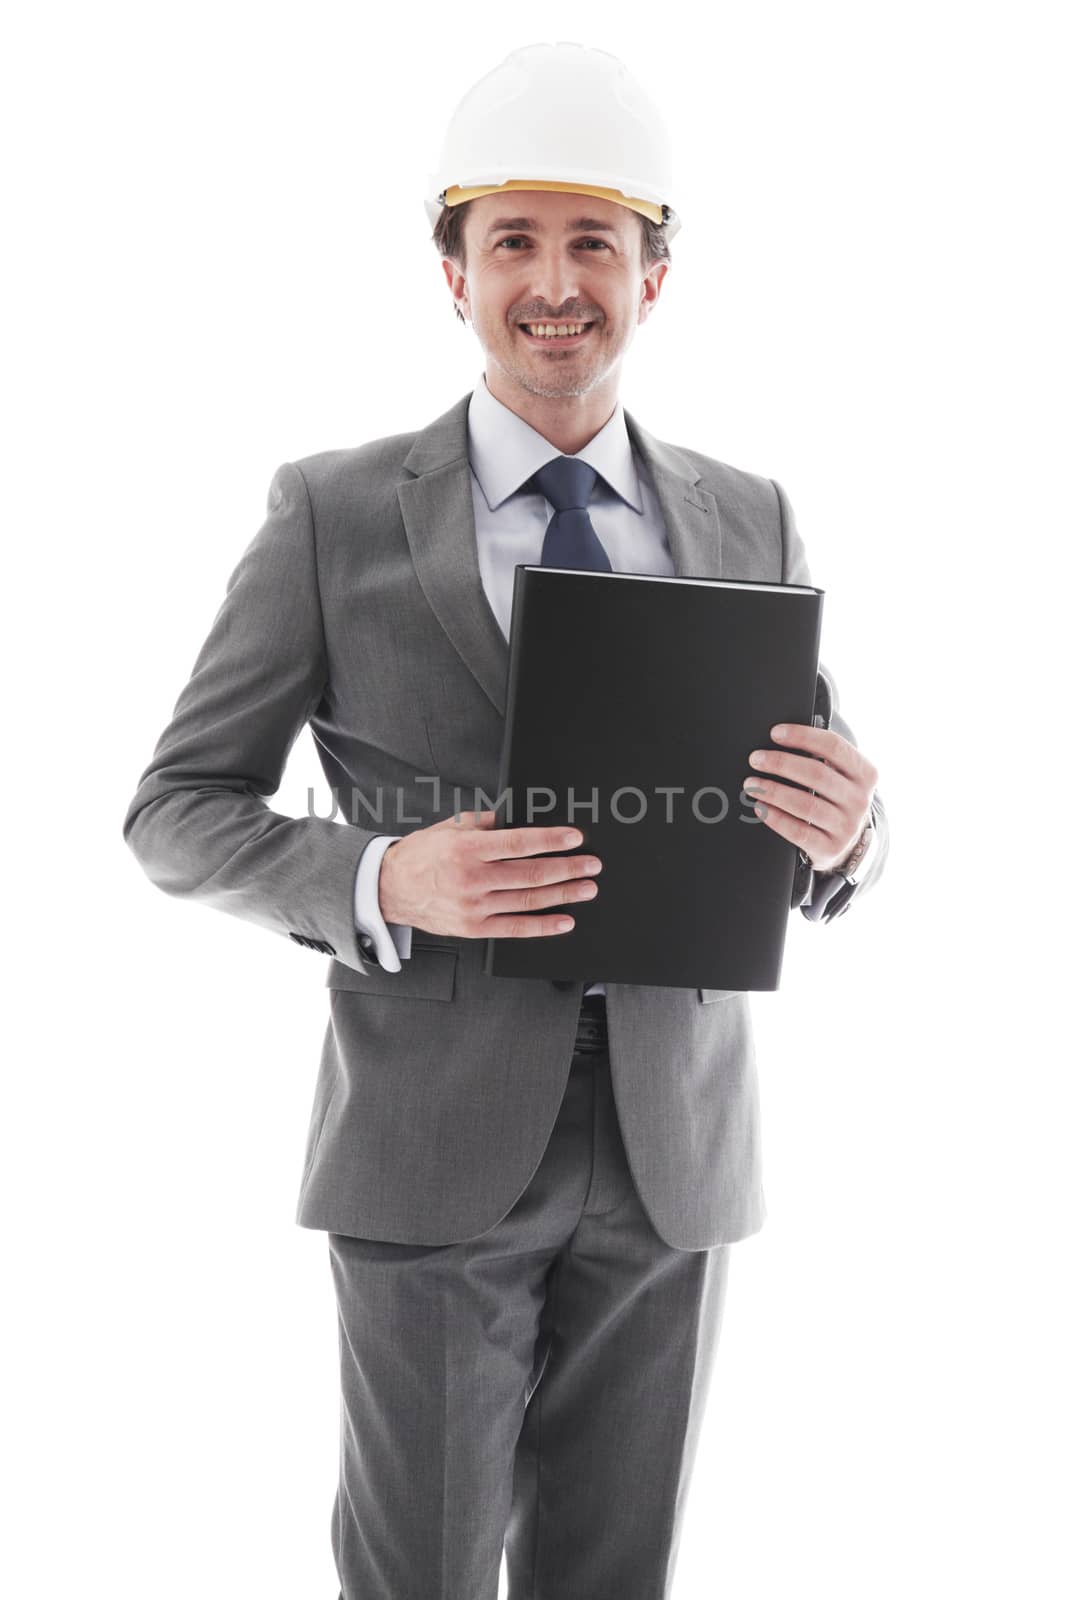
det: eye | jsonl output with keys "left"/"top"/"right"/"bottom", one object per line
{"left": 497, "top": 237, "right": 609, "bottom": 250}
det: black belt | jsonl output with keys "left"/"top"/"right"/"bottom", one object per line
{"left": 573, "top": 992, "right": 608, "bottom": 1054}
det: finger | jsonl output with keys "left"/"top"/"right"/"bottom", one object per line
{"left": 476, "top": 910, "right": 580, "bottom": 938}
{"left": 475, "top": 823, "right": 585, "bottom": 862}
{"left": 745, "top": 778, "right": 843, "bottom": 836}
{"left": 765, "top": 723, "right": 870, "bottom": 782}
{"left": 748, "top": 747, "right": 853, "bottom": 805}
{"left": 752, "top": 797, "right": 837, "bottom": 859}
{"left": 482, "top": 851, "right": 602, "bottom": 893}
{"left": 482, "top": 876, "right": 600, "bottom": 916}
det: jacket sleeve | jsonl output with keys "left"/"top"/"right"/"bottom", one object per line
{"left": 772, "top": 478, "right": 890, "bottom": 923}
{"left": 121, "top": 460, "right": 383, "bottom": 974}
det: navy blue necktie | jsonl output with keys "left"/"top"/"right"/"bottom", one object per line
{"left": 526, "top": 455, "right": 610, "bottom": 1000}
{"left": 528, "top": 456, "right": 613, "bottom": 572}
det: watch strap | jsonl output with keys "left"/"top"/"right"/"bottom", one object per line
{"left": 839, "top": 818, "right": 875, "bottom": 883}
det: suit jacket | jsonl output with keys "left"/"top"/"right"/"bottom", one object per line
{"left": 121, "top": 390, "right": 888, "bottom": 1250}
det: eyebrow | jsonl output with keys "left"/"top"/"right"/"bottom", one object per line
{"left": 484, "top": 215, "right": 622, "bottom": 239}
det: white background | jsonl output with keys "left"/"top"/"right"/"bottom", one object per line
{"left": 5, "top": 2, "right": 1064, "bottom": 1595}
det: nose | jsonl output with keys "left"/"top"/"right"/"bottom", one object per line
{"left": 528, "top": 247, "right": 591, "bottom": 316}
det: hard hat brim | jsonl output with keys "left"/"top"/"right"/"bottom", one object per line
{"left": 441, "top": 178, "right": 664, "bottom": 227}
{"left": 424, "top": 177, "right": 680, "bottom": 244}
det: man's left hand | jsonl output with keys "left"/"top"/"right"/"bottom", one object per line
{"left": 744, "top": 723, "right": 878, "bottom": 874}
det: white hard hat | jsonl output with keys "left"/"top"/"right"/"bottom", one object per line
{"left": 425, "top": 41, "right": 681, "bottom": 246}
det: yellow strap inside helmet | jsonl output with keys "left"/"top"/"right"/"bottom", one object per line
{"left": 443, "top": 179, "right": 663, "bottom": 227}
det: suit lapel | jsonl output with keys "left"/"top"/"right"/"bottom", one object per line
{"left": 397, "top": 391, "right": 723, "bottom": 717}
{"left": 622, "top": 408, "right": 724, "bottom": 582}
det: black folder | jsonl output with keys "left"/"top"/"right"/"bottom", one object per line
{"left": 482, "top": 566, "right": 825, "bottom": 990}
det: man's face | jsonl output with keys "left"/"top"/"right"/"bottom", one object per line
{"left": 443, "top": 189, "right": 668, "bottom": 401}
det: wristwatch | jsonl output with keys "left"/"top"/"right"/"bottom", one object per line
{"left": 800, "top": 811, "right": 874, "bottom": 881}
{"left": 799, "top": 810, "right": 877, "bottom": 922}
{"left": 836, "top": 816, "right": 876, "bottom": 885}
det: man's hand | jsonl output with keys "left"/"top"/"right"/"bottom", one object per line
{"left": 378, "top": 810, "right": 603, "bottom": 939}
{"left": 743, "top": 723, "right": 878, "bottom": 873}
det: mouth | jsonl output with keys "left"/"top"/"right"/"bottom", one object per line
{"left": 518, "top": 320, "right": 597, "bottom": 347}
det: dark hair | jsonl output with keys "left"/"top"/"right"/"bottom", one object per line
{"left": 430, "top": 197, "right": 673, "bottom": 323}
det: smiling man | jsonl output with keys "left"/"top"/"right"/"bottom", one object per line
{"left": 123, "top": 39, "right": 887, "bottom": 1600}
{"left": 446, "top": 193, "right": 657, "bottom": 448}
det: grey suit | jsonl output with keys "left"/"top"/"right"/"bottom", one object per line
{"left": 122, "top": 389, "right": 887, "bottom": 1594}
{"left": 122, "top": 388, "right": 887, "bottom": 1255}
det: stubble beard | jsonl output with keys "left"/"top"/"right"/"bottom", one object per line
{"left": 489, "top": 319, "right": 618, "bottom": 401}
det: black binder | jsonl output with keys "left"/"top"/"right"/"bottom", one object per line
{"left": 482, "top": 566, "right": 825, "bottom": 990}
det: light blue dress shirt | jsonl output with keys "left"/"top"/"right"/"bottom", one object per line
{"left": 352, "top": 372, "right": 677, "bottom": 989}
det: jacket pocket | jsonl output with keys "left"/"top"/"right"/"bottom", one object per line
{"left": 325, "top": 947, "right": 457, "bottom": 1001}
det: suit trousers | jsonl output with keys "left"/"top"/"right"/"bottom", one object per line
{"left": 326, "top": 993, "right": 732, "bottom": 1599}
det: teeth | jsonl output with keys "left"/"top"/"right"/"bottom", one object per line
{"left": 521, "top": 322, "right": 591, "bottom": 339}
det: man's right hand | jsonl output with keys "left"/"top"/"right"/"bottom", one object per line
{"left": 377, "top": 809, "right": 602, "bottom": 939}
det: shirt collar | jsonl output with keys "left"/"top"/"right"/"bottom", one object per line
{"left": 467, "top": 371, "right": 645, "bottom": 513}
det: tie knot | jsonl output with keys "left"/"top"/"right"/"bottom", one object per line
{"left": 528, "top": 455, "right": 598, "bottom": 513}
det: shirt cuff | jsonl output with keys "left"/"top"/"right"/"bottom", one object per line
{"left": 353, "top": 835, "right": 414, "bottom": 972}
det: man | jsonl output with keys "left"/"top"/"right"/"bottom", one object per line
{"left": 122, "top": 41, "right": 886, "bottom": 1600}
